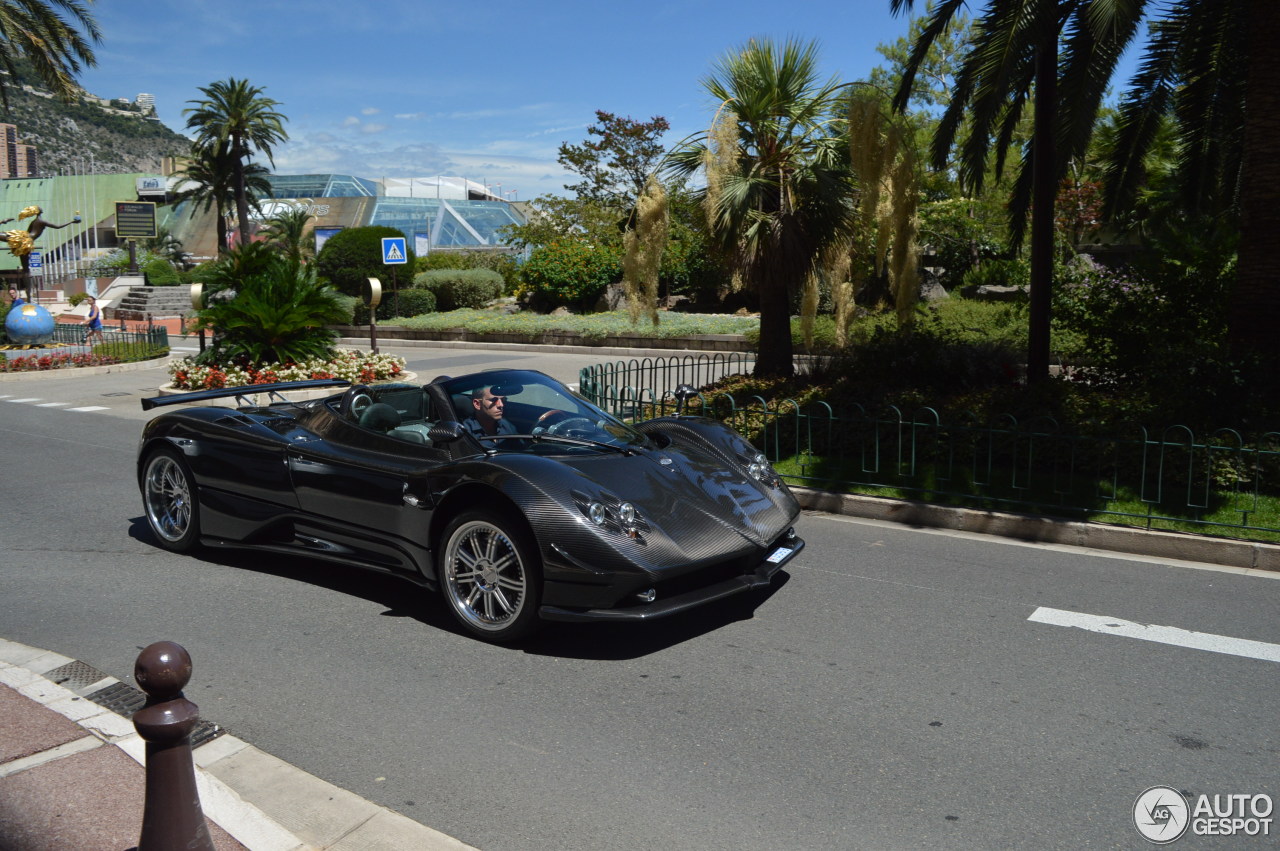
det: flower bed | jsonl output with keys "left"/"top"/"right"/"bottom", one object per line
{"left": 0, "top": 351, "right": 130, "bottom": 372}
{"left": 167, "top": 350, "right": 407, "bottom": 390}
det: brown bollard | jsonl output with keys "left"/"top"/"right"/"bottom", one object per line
{"left": 132, "top": 641, "right": 216, "bottom": 851}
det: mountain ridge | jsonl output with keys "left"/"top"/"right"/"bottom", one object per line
{"left": 1, "top": 68, "right": 192, "bottom": 176}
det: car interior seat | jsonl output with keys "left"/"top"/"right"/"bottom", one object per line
{"left": 358, "top": 402, "right": 401, "bottom": 433}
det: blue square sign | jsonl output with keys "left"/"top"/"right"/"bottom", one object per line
{"left": 381, "top": 237, "right": 408, "bottom": 265}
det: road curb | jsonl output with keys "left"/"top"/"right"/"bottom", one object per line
{"left": 0, "top": 637, "right": 478, "bottom": 851}
{"left": 792, "top": 487, "right": 1280, "bottom": 573}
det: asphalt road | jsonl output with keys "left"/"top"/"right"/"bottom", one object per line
{"left": 2, "top": 346, "right": 1278, "bottom": 850}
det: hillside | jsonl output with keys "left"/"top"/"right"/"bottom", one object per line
{"left": 0, "top": 67, "right": 191, "bottom": 175}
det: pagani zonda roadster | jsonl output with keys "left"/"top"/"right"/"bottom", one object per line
{"left": 138, "top": 369, "right": 803, "bottom": 641}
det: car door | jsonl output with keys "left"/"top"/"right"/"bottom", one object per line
{"left": 287, "top": 417, "right": 444, "bottom": 574}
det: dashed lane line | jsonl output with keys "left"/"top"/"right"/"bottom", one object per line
{"left": 1028, "top": 606, "right": 1280, "bottom": 664}
{"left": 65, "top": 406, "right": 109, "bottom": 412}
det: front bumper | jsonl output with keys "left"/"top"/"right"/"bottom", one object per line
{"left": 538, "top": 535, "right": 804, "bottom": 623}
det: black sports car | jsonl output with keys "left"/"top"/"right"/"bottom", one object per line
{"left": 137, "top": 369, "right": 803, "bottom": 641}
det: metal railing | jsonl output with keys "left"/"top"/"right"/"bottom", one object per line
{"left": 50, "top": 321, "right": 170, "bottom": 352}
{"left": 580, "top": 354, "right": 1280, "bottom": 540}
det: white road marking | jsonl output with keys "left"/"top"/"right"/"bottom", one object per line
{"left": 36, "top": 402, "right": 68, "bottom": 407}
{"left": 1029, "top": 606, "right": 1280, "bottom": 663}
{"left": 64, "top": 405, "right": 109, "bottom": 412}
{"left": 6, "top": 397, "right": 41, "bottom": 403}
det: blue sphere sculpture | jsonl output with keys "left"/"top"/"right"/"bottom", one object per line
{"left": 4, "top": 302, "right": 56, "bottom": 345}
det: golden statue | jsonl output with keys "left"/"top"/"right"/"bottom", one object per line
{"left": 0, "top": 206, "right": 81, "bottom": 298}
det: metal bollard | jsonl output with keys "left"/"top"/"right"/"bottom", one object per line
{"left": 132, "top": 641, "right": 216, "bottom": 851}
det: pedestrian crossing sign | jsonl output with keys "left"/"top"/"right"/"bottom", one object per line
{"left": 381, "top": 237, "right": 408, "bottom": 265}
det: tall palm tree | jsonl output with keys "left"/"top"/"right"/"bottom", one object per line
{"left": 890, "top": 0, "right": 1143, "bottom": 384}
{"left": 259, "top": 206, "right": 313, "bottom": 264}
{"left": 172, "top": 142, "right": 271, "bottom": 253}
{"left": 893, "top": 0, "right": 1280, "bottom": 376}
{"left": 184, "top": 78, "right": 287, "bottom": 248}
{"left": 670, "top": 38, "right": 856, "bottom": 378}
{"left": 0, "top": 0, "right": 100, "bottom": 104}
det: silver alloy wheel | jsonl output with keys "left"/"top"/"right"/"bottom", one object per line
{"left": 442, "top": 519, "right": 528, "bottom": 632}
{"left": 144, "top": 454, "right": 193, "bottom": 543}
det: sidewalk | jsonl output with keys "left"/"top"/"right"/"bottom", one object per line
{"left": 0, "top": 638, "right": 477, "bottom": 851}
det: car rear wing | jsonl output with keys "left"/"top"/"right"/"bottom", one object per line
{"left": 141, "top": 379, "right": 352, "bottom": 411}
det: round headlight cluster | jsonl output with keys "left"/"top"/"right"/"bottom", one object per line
{"left": 588, "top": 502, "right": 607, "bottom": 526}
{"left": 619, "top": 502, "right": 636, "bottom": 525}
{"left": 747, "top": 452, "right": 775, "bottom": 484}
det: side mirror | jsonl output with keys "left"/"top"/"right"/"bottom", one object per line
{"left": 673, "top": 383, "right": 698, "bottom": 417}
{"left": 428, "top": 421, "right": 467, "bottom": 444}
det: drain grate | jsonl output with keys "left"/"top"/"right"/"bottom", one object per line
{"left": 84, "top": 681, "right": 223, "bottom": 747}
{"left": 86, "top": 681, "right": 147, "bottom": 716}
{"left": 44, "top": 660, "right": 111, "bottom": 690}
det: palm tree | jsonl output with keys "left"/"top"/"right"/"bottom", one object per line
{"left": 669, "top": 38, "right": 856, "bottom": 378}
{"left": 0, "top": 1, "right": 100, "bottom": 104}
{"left": 893, "top": 0, "right": 1280, "bottom": 377}
{"left": 193, "top": 244, "right": 345, "bottom": 365}
{"left": 172, "top": 142, "right": 271, "bottom": 253}
{"left": 890, "top": 0, "right": 1143, "bottom": 383}
{"left": 184, "top": 78, "right": 288, "bottom": 248}
{"left": 259, "top": 206, "right": 313, "bottom": 264}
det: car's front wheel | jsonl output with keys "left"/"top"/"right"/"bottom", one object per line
{"left": 439, "top": 509, "right": 541, "bottom": 642}
{"left": 141, "top": 447, "right": 201, "bottom": 552}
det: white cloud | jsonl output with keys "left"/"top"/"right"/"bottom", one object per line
{"left": 361, "top": 123, "right": 389, "bottom": 134}
{"left": 342, "top": 116, "right": 360, "bottom": 127}
{"left": 362, "top": 107, "right": 380, "bottom": 115}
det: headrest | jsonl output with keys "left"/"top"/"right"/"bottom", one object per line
{"left": 358, "top": 402, "right": 401, "bottom": 432}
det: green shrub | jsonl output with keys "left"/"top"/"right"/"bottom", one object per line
{"left": 518, "top": 241, "right": 620, "bottom": 310}
{"left": 143, "top": 257, "right": 181, "bottom": 285}
{"left": 66, "top": 292, "right": 89, "bottom": 308}
{"left": 353, "top": 287, "right": 438, "bottom": 323}
{"left": 192, "top": 246, "right": 346, "bottom": 365}
{"left": 413, "top": 269, "right": 502, "bottom": 311}
{"left": 314, "top": 226, "right": 416, "bottom": 299}
{"left": 961, "top": 258, "right": 1029, "bottom": 292}
{"left": 417, "top": 250, "right": 519, "bottom": 293}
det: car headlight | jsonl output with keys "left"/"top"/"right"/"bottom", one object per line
{"left": 588, "top": 501, "right": 607, "bottom": 526}
{"left": 745, "top": 452, "right": 777, "bottom": 485}
{"left": 619, "top": 502, "right": 636, "bottom": 525}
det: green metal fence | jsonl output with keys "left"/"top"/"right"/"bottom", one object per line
{"left": 580, "top": 354, "right": 1280, "bottom": 540}
{"left": 50, "top": 322, "right": 170, "bottom": 350}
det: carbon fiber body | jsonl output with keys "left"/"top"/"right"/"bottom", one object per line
{"left": 137, "top": 369, "right": 804, "bottom": 626}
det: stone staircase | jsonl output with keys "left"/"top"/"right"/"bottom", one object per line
{"left": 107, "top": 286, "right": 193, "bottom": 321}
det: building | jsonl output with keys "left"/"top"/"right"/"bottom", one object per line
{"left": 0, "top": 123, "right": 38, "bottom": 179}
{"left": 216, "top": 173, "right": 528, "bottom": 257}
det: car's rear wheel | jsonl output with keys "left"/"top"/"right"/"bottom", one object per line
{"left": 439, "top": 509, "right": 541, "bottom": 642}
{"left": 142, "top": 447, "right": 201, "bottom": 552}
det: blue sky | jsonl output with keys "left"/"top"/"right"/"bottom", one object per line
{"left": 73, "top": 1, "right": 1140, "bottom": 200}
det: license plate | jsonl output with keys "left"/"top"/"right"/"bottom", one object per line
{"left": 766, "top": 546, "right": 793, "bottom": 564}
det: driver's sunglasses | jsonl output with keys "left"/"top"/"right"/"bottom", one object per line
{"left": 482, "top": 396, "right": 506, "bottom": 406}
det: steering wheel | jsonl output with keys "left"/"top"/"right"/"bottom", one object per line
{"left": 546, "top": 416, "right": 597, "bottom": 438}
{"left": 341, "top": 384, "right": 374, "bottom": 421}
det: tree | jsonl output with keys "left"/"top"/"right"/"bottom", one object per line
{"left": 895, "top": 0, "right": 1280, "bottom": 383}
{"left": 669, "top": 38, "right": 857, "bottom": 378}
{"left": 259, "top": 206, "right": 313, "bottom": 264}
{"left": 891, "top": 0, "right": 1142, "bottom": 384}
{"left": 0, "top": 1, "right": 100, "bottom": 105}
{"left": 559, "top": 110, "right": 671, "bottom": 207}
{"left": 314, "top": 226, "right": 415, "bottom": 300}
{"left": 172, "top": 142, "right": 271, "bottom": 253}
{"left": 184, "top": 79, "right": 288, "bottom": 248}
{"left": 192, "top": 245, "right": 346, "bottom": 366}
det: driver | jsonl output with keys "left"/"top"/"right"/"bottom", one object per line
{"left": 464, "top": 385, "right": 519, "bottom": 440}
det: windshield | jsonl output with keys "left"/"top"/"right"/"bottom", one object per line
{"left": 440, "top": 370, "right": 651, "bottom": 453}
